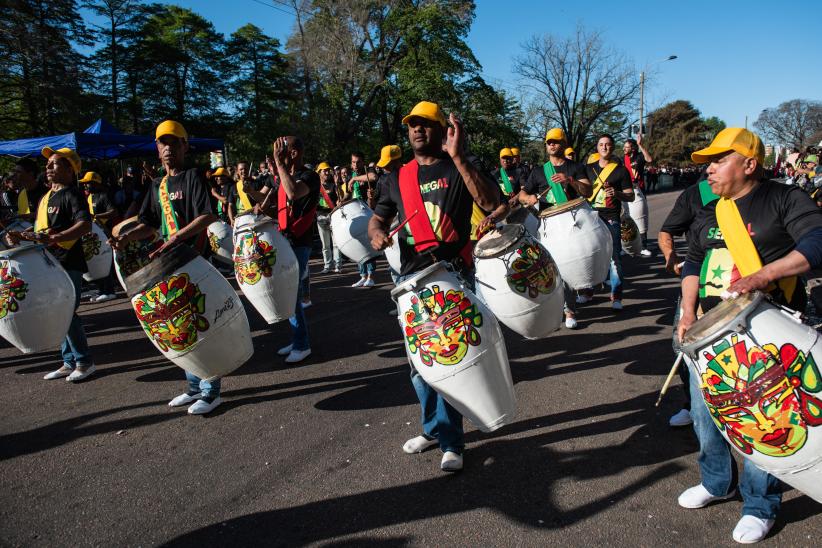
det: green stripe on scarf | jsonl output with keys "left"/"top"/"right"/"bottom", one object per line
{"left": 543, "top": 162, "right": 568, "bottom": 205}
{"left": 499, "top": 167, "right": 513, "bottom": 194}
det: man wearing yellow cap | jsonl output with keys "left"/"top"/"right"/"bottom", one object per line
{"left": 110, "top": 120, "right": 221, "bottom": 414}
{"left": 676, "top": 128, "right": 822, "bottom": 543}
{"left": 565, "top": 147, "right": 575, "bottom": 161}
{"left": 80, "top": 171, "right": 118, "bottom": 302}
{"left": 209, "top": 167, "right": 234, "bottom": 225}
{"left": 493, "top": 148, "right": 522, "bottom": 200}
{"left": 10, "top": 158, "right": 48, "bottom": 222}
{"left": 315, "top": 161, "right": 341, "bottom": 273}
{"left": 234, "top": 160, "right": 266, "bottom": 216}
{"left": 368, "top": 101, "right": 501, "bottom": 473}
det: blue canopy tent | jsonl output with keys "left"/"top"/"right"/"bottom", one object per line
{"left": 0, "top": 119, "right": 224, "bottom": 160}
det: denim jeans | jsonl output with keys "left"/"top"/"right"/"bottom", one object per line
{"left": 317, "top": 217, "right": 341, "bottom": 269}
{"left": 605, "top": 219, "right": 624, "bottom": 300}
{"left": 358, "top": 257, "right": 377, "bottom": 277}
{"left": 185, "top": 371, "right": 221, "bottom": 400}
{"left": 289, "top": 245, "right": 311, "bottom": 351}
{"left": 396, "top": 270, "right": 465, "bottom": 454}
{"left": 61, "top": 269, "right": 93, "bottom": 367}
{"left": 689, "top": 368, "right": 782, "bottom": 519}
{"left": 563, "top": 281, "right": 576, "bottom": 314}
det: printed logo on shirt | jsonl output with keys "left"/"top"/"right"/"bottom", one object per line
{"left": 419, "top": 178, "right": 449, "bottom": 194}
{"left": 48, "top": 206, "right": 59, "bottom": 214}
{"left": 168, "top": 190, "right": 184, "bottom": 200}
{"left": 707, "top": 223, "right": 756, "bottom": 241}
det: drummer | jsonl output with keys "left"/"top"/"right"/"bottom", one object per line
{"left": 315, "top": 162, "right": 341, "bottom": 274}
{"left": 623, "top": 136, "right": 653, "bottom": 256}
{"left": 583, "top": 134, "right": 634, "bottom": 310}
{"left": 518, "top": 127, "right": 592, "bottom": 329}
{"left": 493, "top": 148, "right": 521, "bottom": 204}
{"left": 565, "top": 147, "right": 576, "bottom": 162}
{"left": 80, "top": 171, "right": 118, "bottom": 303}
{"left": 210, "top": 167, "right": 235, "bottom": 225}
{"left": 9, "top": 148, "right": 96, "bottom": 382}
{"left": 234, "top": 160, "right": 265, "bottom": 216}
{"left": 368, "top": 100, "right": 502, "bottom": 473}
{"left": 677, "top": 128, "right": 822, "bottom": 543}
{"left": 110, "top": 120, "right": 221, "bottom": 415}
{"left": 11, "top": 158, "right": 48, "bottom": 223}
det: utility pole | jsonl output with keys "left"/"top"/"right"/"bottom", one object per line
{"left": 638, "top": 55, "right": 677, "bottom": 137}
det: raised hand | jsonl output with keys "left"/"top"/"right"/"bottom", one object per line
{"left": 442, "top": 112, "right": 465, "bottom": 160}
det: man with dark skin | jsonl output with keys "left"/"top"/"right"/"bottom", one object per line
{"left": 368, "top": 101, "right": 500, "bottom": 473}
{"left": 11, "top": 158, "right": 48, "bottom": 222}
{"left": 80, "top": 171, "right": 118, "bottom": 302}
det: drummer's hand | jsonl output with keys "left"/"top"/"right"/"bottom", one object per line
{"left": 729, "top": 271, "right": 771, "bottom": 296}
{"left": 108, "top": 235, "right": 128, "bottom": 251}
{"left": 507, "top": 195, "right": 520, "bottom": 207}
{"left": 367, "top": 188, "right": 375, "bottom": 201}
{"left": 664, "top": 252, "right": 681, "bottom": 276}
{"left": 550, "top": 172, "right": 570, "bottom": 185}
{"left": 371, "top": 231, "right": 391, "bottom": 251}
{"left": 677, "top": 310, "right": 696, "bottom": 343}
{"left": 272, "top": 138, "right": 288, "bottom": 165}
{"left": 5, "top": 230, "right": 21, "bottom": 247}
{"left": 477, "top": 215, "right": 497, "bottom": 235}
{"left": 442, "top": 112, "right": 465, "bottom": 160}
{"left": 604, "top": 186, "right": 616, "bottom": 198}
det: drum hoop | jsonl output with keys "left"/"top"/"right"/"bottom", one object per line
{"left": 473, "top": 224, "right": 526, "bottom": 259}
{"left": 0, "top": 243, "right": 47, "bottom": 260}
{"left": 124, "top": 243, "right": 199, "bottom": 298}
{"left": 680, "top": 291, "right": 765, "bottom": 356}
{"left": 330, "top": 199, "right": 368, "bottom": 216}
{"left": 234, "top": 214, "right": 276, "bottom": 235}
{"left": 537, "top": 197, "right": 586, "bottom": 219}
{"left": 389, "top": 260, "right": 452, "bottom": 301}
{"left": 112, "top": 216, "right": 139, "bottom": 238}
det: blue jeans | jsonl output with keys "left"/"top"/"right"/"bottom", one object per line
{"left": 61, "top": 269, "right": 93, "bottom": 367}
{"left": 689, "top": 369, "right": 782, "bottom": 519}
{"left": 289, "top": 245, "right": 311, "bottom": 351}
{"left": 358, "top": 257, "right": 377, "bottom": 277}
{"left": 605, "top": 219, "right": 624, "bottom": 300}
{"left": 396, "top": 271, "right": 465, "bottom": 453}
{"left": 185, "top": 371, "right": 221, "bottom": 400}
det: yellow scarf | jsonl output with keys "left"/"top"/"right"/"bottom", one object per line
{"left": 587, "top": 162, "right": 618, "bottom": 204}
{"left": 87, "top": 194, "right": 95, "bottom": 217}
{"left": 715, "top": 196, "right": 797, "bottom": 300}
{"left": 236, "top": 180, "right": 253, "bottom": 212}
{"left": 34, "top": 189, "right": 76, "bottom": 250}
{"left": 158, "top": 176, "right": 179, "bottom": 239}
{"left": 17, "top": 189, "right": 30, "bottom": 216}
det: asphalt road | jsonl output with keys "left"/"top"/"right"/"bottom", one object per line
{"left": 1, "top": 188, "right": 820, "bottom": 547}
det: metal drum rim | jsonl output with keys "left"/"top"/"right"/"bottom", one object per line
{"left": 537, "top": 197, "right": 587, "bottom": 219}
{"left": 0, "top": 243, "right": 48, "bottom": 260}
{"left": 473, "top": 224, "right": 526, "bottom": 259}
{"left": 123, "top": 243, "right": 199, "bottom": 297}
{"left": 330, "top": 199, "right": 369, "bottom": 216}
{"left": 680, "top": 291, "right": 764, "bottom": 355}
{"left": 390, "top": 260, "right": 452, "bottom": 300}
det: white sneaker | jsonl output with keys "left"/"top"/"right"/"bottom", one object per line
{"left": 678, "top": 484, "right": 736, "bottom": 509}
{"left": 640, "top": 249, "right": 652, "bottom": 257}
{"left": 285, "top": 348, "right": 311, "bottom": 363}
{"left": 403, "top": 435, "right": 438, "bottom": 454}
{"left": 301, "top": 300, "right": 312, "bottom": 309}
{"left": 732, "top": 515, "right": 774, "bottom": 544}
{"left": 188, "top": 397, "right": 222, "bottom": 415}
{"left": 565, "top": 316, "right": 578, "bottom": 329}
{"left": 43, "top": 364, "right": 73, "bottom": 380}
{"left": 669, "top": 408, "right": 693, "bottom": 427}
{"left": 440, "top": 451, "right": 463, "bottom": 472}
{"left": 94, "top": 293, "right": 116, "bottom": 303}
{"left": 67, "top": 364, "right": 96, "bottom": 382}
{"left": 363, "top": 278, "right": 375, "bottom": 288}
{"left": 168, "top": 391, "right": 202, "bottom": 407}
{"left": 320, "top": 268, "right": 330, "bottom": 274}
{"left": 351, "top": 278, "right": 366, "bottom": 287}
{"left": 612, "top": 300, "right": 623, "bottom": 310}
{"left": 575, "top": 294, "right": 592, "bottom": 304}
{"left": 277, "top": 344, "right": 293, "bottom": 356}
{"left": 333, "top": 267, "right": 341, "bottom": 273}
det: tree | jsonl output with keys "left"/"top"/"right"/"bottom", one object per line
{"left": 514, "top": 26, "right": 641, "bottom": 155}
{"left": 754, "top": 99, "right": 822, "bottom": 148}
{"left": 646, "top": 100, "right": 711, "bottom": 166}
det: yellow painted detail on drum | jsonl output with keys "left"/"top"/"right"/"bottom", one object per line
{"left": 133, "top": 273, "right": 210, "bottom": 353}
{"left": 233, "top": 231, "right": 277, "bottom": 286}
{"left": 0, "top": 260, "right": 28, "bottom": 320}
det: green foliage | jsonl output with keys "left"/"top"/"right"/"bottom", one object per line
{"left": 646, "top": 100, "right": 723, "bottom": 167}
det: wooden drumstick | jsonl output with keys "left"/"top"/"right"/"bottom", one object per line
{"left": 388, "top": 209, "right": 418, "bottom": 239}
{"left": 655, "top": 352, "right": 684, "bottom": 407}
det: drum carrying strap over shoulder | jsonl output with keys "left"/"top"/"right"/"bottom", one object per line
{"left": 542, "top": 162, "right": 568, "bottom": 205}
{"left": 587, "top": 162, "right": 617, "bottom": 204}
{"left": 318, "top": 183, "right": 336, "bottom": 210}
{"left": 499, "top": 167, "right": 514, "bottom": 194}
{"left": 715, "top": 196, "right": 797, "bottom": 300}
{"left": 236, "top": 180, "right": 253, "bottom": 212}
{"left": 35, "top": 189, "right": 76, "bottom": 250}
{"left": 277, "top": 175, "right": 316, "bottom": 238}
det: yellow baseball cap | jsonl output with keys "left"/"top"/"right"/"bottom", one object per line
{"left": 511, "top": 147, "right": 520, "bottom": 156}
{"left": 376, "top": 145, "right": 402, "bottom": 167}
{"left": 42, "top": 147, "right": 82, "bottom": 174}
{"left": 402, "top": 101, "right": 447, "bottom": 128}
{"left": 212, "top": 167, "right": 229, "bottom": 177}
{"left": 545, "top": 128, "right": 567, "bottom": 143}
{"left": 691, "top": 127, "right": 765, "bottom": 165}
{"left": 565, "top": 147, "right": 575, "bottom": 157}
{"left": 78, "top": 171, "right": 102, "bottom": 184}
{"left": 155, "top": 120, "right": 188, "bottom": 141}
{"left": 315, "top": 162, "right": 332, "bottom": 172}
{"left": 499, "top": 147, "right": 514, "bottom": 159}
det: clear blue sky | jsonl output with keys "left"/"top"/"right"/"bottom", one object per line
{"left": 95, "top": 0, "right": 820, "bottom": 138}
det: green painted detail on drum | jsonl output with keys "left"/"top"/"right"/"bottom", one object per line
{"left": 0, "top": 260, "right": 27, "bottom": 320}
{"left": 507, "top": 243, "right": 556, "bottom": 298}
{"left": 133, "top": 273, "right": 209, "bottom": 353}
{"left": 233, "top": 231, "right": 277, "bottom": 285}
{"left": 403, "top": 284, "right": 482, "bottom": 367}
{"left": 81, "top": 232, "right": 101, "bottom": 261}
{"left": 699, "top": 334, "right": 822, "bottom": 458}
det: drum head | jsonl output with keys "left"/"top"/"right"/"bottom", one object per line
{"left": 124, "top": 243, "right": 199, "bottom": 297}
{"left": 0, "top": 243, "right": 46, "bottom": 260}
{"left": 330, "top": 199, "right": 364, "bottom": 215}
{"left": 681, "top": 291, "right": 764, "bottom": 350}
{"left": 474, "top": 224, "right": 525, "bottom": 258}
{"left": 112, "top": 216, "right": 139, "bottom": 238}
{"left": 538, "top": 197, "right": 586, "bottom": 219}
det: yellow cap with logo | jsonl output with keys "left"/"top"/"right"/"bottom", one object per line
{"left": 401, "top": 101, "right": 447, "bottom": 128}
{"left": 155, "top": 120, "right": 188, "bottom": 141}
{"left": 212, "top": 167, "right": 229, "bottom": 177}
{"left": 691, "top": 128, "right": 765, "bottom": 165}
{"left": 545, "top": 128, "right": 567, "bottom": 143}
{"left": 42, "top": 147, "right": 82, "bottom": 174}
{"left": 79, "top": 171, "right": 102, "bottom": 184}
{"left": 376, "top": 145, "right": 402, "bottom": 167}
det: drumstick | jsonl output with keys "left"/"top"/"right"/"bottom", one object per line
{"left": 655, "top": 352, "right": 685, "bottom": 407}
{"left": 388, "top": 209, "right": 418, "bottom": 239}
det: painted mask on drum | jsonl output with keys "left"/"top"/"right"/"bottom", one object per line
{"left": 620, "top": 218, "right": 638, "bottom": 243}
{"left": 208, "top": 232, "right": 222, "bottom": 254}
{"left": 508, "top": 243, "right": 556, "bottom": 298}
{"left": 81, "top": 231, "right": 101, "bottom": 261}
{"left": 0, "top": 260, "right": 27, "bottom": 320}
{"left": 233, "top": 232, "right": 277, "bottom": 285}
{"left": 115, "top": 240, "right": 156, "bottom": 278}
{"left": 133, "top": 274, "right": 210, "bottom": 352}
{"left": 403, "top": 285, "right": 482, "bottom": 367}
{"left": 700, "top": 335, "right": 822, "bottom": 457}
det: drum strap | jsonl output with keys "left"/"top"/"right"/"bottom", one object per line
{"left": 277, "top": 177, "right": 316, "bottom": 238}
{"left": 542, "top": 162, "right": 568, "bottom": 205}
{"left": 715, "top": 197, "right": 797, "bottom": 300}
{"left": 398, "top": 160, "right": 438, "bottom": 253}
{"left": 318, "top": 183, "right": 336, "bottom": 210}
{"left": 499, "top": 167, "right": 514, "bottom": 194}
{"left": 87, "top": 194, "right": 95, "bottom": 217}
{"left": 157, "top": 176, "right": 180, "bottom": 240}
{"left": 587, "top": 162, "right": 617, "bottom": 205}
{"left": 35, "top": 189, "right": 77, "bottom": 250}
{"left": 236, "top": 180, "right": 253, "bottom": 212}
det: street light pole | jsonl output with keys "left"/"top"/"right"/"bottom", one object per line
{"left": 638, "top": 55, "right": 677, "bottom": 137}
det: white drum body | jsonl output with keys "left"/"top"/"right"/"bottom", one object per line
{"left": 626, "top": 188, "right": 648, "bottom": 234}
{"left": 0, "top": 220, "right": 33, "bottom": 251}
{"left": 392, "top": 262, "right": 516, "bottom": 432}
{"left": 384, "top": 219, "right": 402, "bottom": 274}
{"left": 537, "top": 198, "right": 612, "bottom": 290}
{"left": 232, "top": 213, "right": 298, "bottom": 324}
{"left": 81, "top": 223, "right": 113, "bottom": 281}
{"left": 620, "top": 216, "right": 642, "bottom": 257}
{"left": 682, "top": 292, "right": 822, "bottom": 503}
{"left": 330, "top": 200, "right": 380, "bottom": 264}
{"left": 126, "top": 245, "right": 253, "bottom": 381}
{"left": 474, "top": 225, "right": 563, "bottom": 339}
{"left": 0, "top": 245, "right": 75, "bottom": 353}
{"left": 506, "top": 205, "right": 540, "bottom": 239}
{"left": 207, "top": 221, "right": 233, "bottom": 265}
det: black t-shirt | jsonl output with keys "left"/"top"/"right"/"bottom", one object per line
{"left": 585, "top": 161, "right": 633, "bottom": 222}
{"left": 625, "top": 153, "right": 646, "bottom": 186}
{"left": 214, "top": 184, "right": 234, "bottom": 222}
{"left": 491, "top": 166, "right": 522, "bottom": 195}
{"left": 374, "top": 155, "right": 495, "bottom": 276}
{"left": 139, "top": 168, "right": 213, "bottom": 246}
{"left": 660, "top": 180, "right": 718, "bottom": 239}
{"left": 284, "top": 167, "right": 320, "bottom": 248}
{"left": 524, "top": 160, "right": 588, "bottom": 211}
{"left": 88, "top": 191, "right": 116, "bottom": 231}
{"left": 38, "top": 186, "right": 92, "bottom": 272}
{"left": 687, "top": 180, "right": 822, "bottom": 312}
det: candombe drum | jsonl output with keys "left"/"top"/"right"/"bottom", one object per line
{"left": 505, "top": 204, "right": 539, "bottom": 239}
{"left": 125, "top": 244, "right": 253, "bottom": 381}
{"left": 681, "top": 291, "right": 822, "bottom": 503}
{"left": 391, "top": 261, "right": 516, "bottom": 432}
{"left": 0, "top": 244, "right": 75, "bottom": 353}
{"left": 620, "top": 216, "right": 642, "bottom": 257}
{"left": 474, "top": 224, "right": 563, "bottom": 339}
{"left": 111, "top": 217, "right": 161, "bottom": 292}
{"left": 0, "top": 220, "right": 33, "bottom": 251}
{"left": 232, "top": 212, "right": 298, "bottom": 323}
{"left": 384, "top": 219, "right": 402, "bottom": 274}
{"left": 207, "top": 220, "right": 233, "bottom": 265}
{"left": 626, "top": 187, "right": 648, "bottom": 235}
{"left": 330, "top": 199, "right": 381, "bottom": 264}
{"left": 536, "top": 198, "right": 612, "bottom": 290}
{"left": 81, "top": 222, "right": 113, "bottom": 281}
